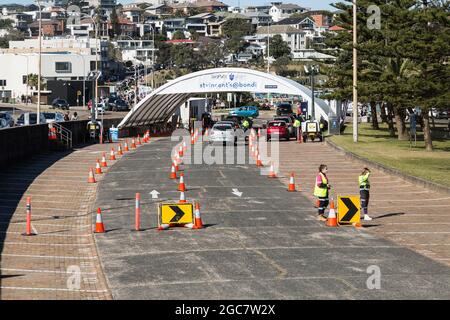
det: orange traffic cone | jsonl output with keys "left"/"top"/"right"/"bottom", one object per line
{"left": 131, "top": 138, "right": 136, "bottom": 149}
{"left": 95, "top": 160, "right": 102, "bottom": 174}
{"left": 110, "top": 148, "right": 116, "bottom": 161}
{"left": 170, "top": 165, "right": 177, "bottom": 179}
{"left": 326, "top": 200, "right": 338, "bottom": 227}
{"left": 158, "top": 223, "right": 170, "bottom": 231}
{"left": 94, "top": 208, "right": 105, "bottom": 233}
{"left": 179, "top": 191, "right": 186, "bottom": 203}
{"left": 117, "top": 144, "right": 123, "bottom": 155}
{"left": 191, "top": 135, "right": 195, "bottom": 145}
{"left": 178, "top": 145, "right": 184, "bottom": 157}
{"left": 268, "top": 162, "right": 277, "bottom": 178}
{"left": 178, "top": 173, "right": 186, "bottom": 191}
{"left": 136, "top": 135, "right": 141, "bottom": 145}
{"left": 256, "top": 152, "right": 263, "bottom": 167}
{"left": 101, "top": 153, "right": 108, "bottom": 167}
{"left": 288, "top": 173, "right": 296, "bottom": 191}
{"left": 124, "top": 140, "right": 129, "bottom": 152}
{"left": 173, "top": 159, "right": 179, "bottom": 171}
{"left": 193, "top": 202, "right": 203, "bottom": 229}
{"left": 88, "top": 168, "right": 96, "bottom": 183}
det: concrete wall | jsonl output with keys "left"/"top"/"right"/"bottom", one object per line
{"left": 0, "top": 118, "right": 125, "bottom": 168}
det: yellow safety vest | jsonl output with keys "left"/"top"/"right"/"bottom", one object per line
{"left": 314, "top": 172, "right": 328, "bottom": 197}
{"left": 359, "top": 172, "right": 370, "bottom": 190}
{"left": 293, "top": 119, "right": 301, "bottom": 127}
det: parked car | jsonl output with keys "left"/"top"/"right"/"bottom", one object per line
{"left": 0, "top": 112, "right": 15, "bottom": 128}
{"left": 43, "top": 112, "right": 64, "bottom": 124}
{"left": 267, "top": 121, "right": 290, "bottom": 141}
{"left": 109, "top": 98, "right": 129, "bottom": 112}
{"left": 276, "top": 103, "right": 293, "bottom": 116}
{"left": 51, "top": 98, "right": 70, "bottom": 110}
{"left": 229, "top": 106, "right": 259, "bottom": 118}
{"left": 16, "top": 113, "right": 47, "bottom": 126}
{"left": 273, "top": 116, "right": 295, "bottom": 137}
{"left": 209, "top": 123, "right": 236, "bottom": 144}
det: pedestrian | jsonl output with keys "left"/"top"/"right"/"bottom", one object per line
{"left": 242, "top": 118, "right": 250, "bottom": 131}
{"left": 359, "top": 167, "right": 373, "bottom": 221}
{"left": 314, "top": 164, "right": 331, "bottom": 220}
{"left": 64, "top": 111, "right": 70, "bottom": 121}
{"left": 70, "top": 112, "right": 78, "bottom": 121}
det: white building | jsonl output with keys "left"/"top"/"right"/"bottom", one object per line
{"left": 35, "top": 0, "right": 68, "bottom": 7}
{"left": 0, "top": 37, "right": 106, "bottom": 100}
{"left": 255, "top": 25, "right": 307, "bottom": 56}
{"left": 269, "top": 2, "right": 308, "bottom": 22}
{"left": 115, "top": 39, "right": 156, "bottom": 65}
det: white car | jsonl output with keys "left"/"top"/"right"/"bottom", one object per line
{"left": 209, "top": 123, "right": 236, "bottom": 144}
{"left": 43, "top": 112, "right": 64, "bottom": 124}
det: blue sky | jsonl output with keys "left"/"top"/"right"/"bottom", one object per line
{"left": 0, "top": 1, "right": 337, "bottom": 11}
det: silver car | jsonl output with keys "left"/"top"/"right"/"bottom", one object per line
{"left": 43, "top": 112, "right": 64, "bottom": 124}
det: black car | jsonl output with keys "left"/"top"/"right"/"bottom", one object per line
{"left": 113, "top": 99, "right": 129, "bottom": 112}
{"left": 51, "top": 98, "right": 70, "bottom": 110}
{"left": 276, "top": 103, "right": 293, "bottom": 116}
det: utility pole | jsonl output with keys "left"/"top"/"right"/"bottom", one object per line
{"left": 352, "top": 0, "right": 358, "bottom": 142}
{"left": 311, "top": 67, "right": 315, "bottom": 121}
{"left": 266, "top": 21, "right": 270, "bottom": 74}
{"left": 37, "top": 1, "right": 42, "bottom": 124}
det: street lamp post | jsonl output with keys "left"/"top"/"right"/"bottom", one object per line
{"left": 37, "top": 0, "right": 42, "bottom": 124}
{"left": 353, "top": 0, "right": 358, "bottom": 142}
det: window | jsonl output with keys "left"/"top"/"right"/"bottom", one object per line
{"left": 0, "top": 80, "right": 6, "bottom": 86}
{"left": 23, "top": 75, "right": 27, "bottom": 84}
{"left": 55, "top": 62, "right": 72, "bottom": 73}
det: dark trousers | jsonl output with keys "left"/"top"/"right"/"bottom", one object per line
{"left": 360, "top": 190, "right": 370, "bottom": 215}
{"left": 318, "top": 196, "right": 329, "bottom": 215}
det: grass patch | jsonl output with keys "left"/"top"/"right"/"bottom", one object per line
{"left": 329, "top": 123, "right": 450, "bottom": 187}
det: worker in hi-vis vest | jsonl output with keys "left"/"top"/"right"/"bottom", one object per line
{"left": 293, "top": 117, "right": 301, "bottom": 139}
{"left": 314, "top": 164, "right": 331, "bottom": 220}
{"left": 359, "top": 167, "right": 373, "bottom": 221}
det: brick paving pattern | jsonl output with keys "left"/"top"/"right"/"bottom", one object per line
{"left": 0, "top": 140, "right": 142, "bottom": 299}
{"left": 275, "top": 141, "right": 450, "bottom": 267}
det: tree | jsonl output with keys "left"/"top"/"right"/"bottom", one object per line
{"left": 273, "top": 55, "right": 291, "bottom": 76}
{"left": 172, "top": 30, "right": 186, "bottom": 40}
{"left": 269, "top": 35, "right": 291, "bottom": 59}
{"left": 225, "top": 35, "right": 246, "bottom": 55}
{"left": 221, "top": 18, "right": 252, "bottom": 38}
{"left": 27, "top": 74, "right": 46, "bottom": 90}
{"left": 189, "top": 30, "right": 200, "bottom": 41}
{"left": 110, "top": 8, "right": 120, "bottom": 38}
{"left": 200, "top": 42, "right": 226, "bottom": 67}
{"left": 0, "top": 19, "right": 13, "bottom": 29}
{"left": 321, "top": 0, "right": 450, "bottom": 150}
{"left": 0, "top": 29, "right": 26, "bottom": 48}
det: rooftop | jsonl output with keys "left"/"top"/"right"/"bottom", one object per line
{"left": 256, "top": 25, "right": 305, "bottom": 34}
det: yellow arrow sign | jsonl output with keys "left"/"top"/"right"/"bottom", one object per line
{"left": 159, "top": 203, "right": 193, "bottom": 225}
{"left": 337, "top": 195, "right": 360, "bottom": 224}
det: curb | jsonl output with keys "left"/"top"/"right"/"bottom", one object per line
{"left": 326, "top": 139, "right": 450, "bottom": 195}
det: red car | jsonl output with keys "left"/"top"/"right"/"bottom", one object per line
{"left": 267, "top": 121, "right": 290, "bottom": 141}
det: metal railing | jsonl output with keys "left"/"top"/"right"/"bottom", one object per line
{"left": 52, "top": 122, "right": 73, "bottom": 150}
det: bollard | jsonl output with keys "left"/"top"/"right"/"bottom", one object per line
{"left": 23, "top": 197, "right": 36, "bottom": 236}
{"left": 134, "top": 193, "right": 142, "bottom": 231}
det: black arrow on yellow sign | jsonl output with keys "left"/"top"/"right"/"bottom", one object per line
{"left": 340, "top": 197, "right": 359, "bottom": 222}
{"left": 169, "top": 206, "right": 185, "bottom": 223}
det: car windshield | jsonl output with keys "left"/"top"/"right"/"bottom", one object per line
{"left": 44, "top": 113, "right": 55, "bottom": 119}
{"left": 0, "top": 113, "right": 8, "bottom": 119}
{"left": 278, "top": 104, "right": 292, "bottom": 110}
{"left": 269, "top": 122, "right": 286, "bottom": 127}
{"left": 213, "top": 125, "right": 232, "bottom": 131}
{"left": 275, "top": 117, "right": 290, "bottom": 122}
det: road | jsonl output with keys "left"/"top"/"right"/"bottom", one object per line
{"left": 93, "top": 137, "right": 450, "bottom": 299}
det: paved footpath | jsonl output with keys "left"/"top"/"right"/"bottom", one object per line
{"left": 277, "top": 141, "right": 450, "bottom": 267}
{"left": 0, "top": 139, "right": 138, "bottom": 299}
{"left": 94, "top": 137, "right": 450, "bottom": 299}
